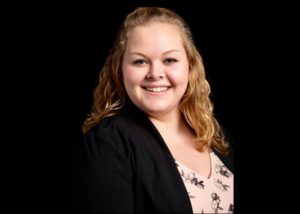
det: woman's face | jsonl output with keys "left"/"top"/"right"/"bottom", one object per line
{"left": 122, "top": 22, "right": 189, "bottom": 118}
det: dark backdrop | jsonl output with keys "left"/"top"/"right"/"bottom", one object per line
{"left": 65, "top": 1, "right": 244, "bottom": 212}
{"left": 71, "top": 1, "right": 245, "bottom": 149}
{"left": 4, "top": 0, "right": 296, "bottom": 212}
{"left": 10, "top": 0, "right": 295, "bottom": 213}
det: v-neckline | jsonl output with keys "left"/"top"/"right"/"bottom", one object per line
{"left": 175, "top": 151, "right": 214, "bottom": 180}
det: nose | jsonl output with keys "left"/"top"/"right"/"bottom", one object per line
{"left": 146, "top": 62, "right": 165, "bottom": 80}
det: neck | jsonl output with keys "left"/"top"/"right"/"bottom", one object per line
{"left": 148, "top": 108, "right": 204, "bottom": 151}
{"left": 148, "top": 108, "right": 182, "bottom": 130}
{"left": 148, "top": 108, "right": 193, "bottom": 138}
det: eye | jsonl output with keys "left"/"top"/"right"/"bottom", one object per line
{"left": 133, "top": 59, "right": 148, "bottom": 65}
{"left": 164, "top": 58, "right": 178, "bottom": 64}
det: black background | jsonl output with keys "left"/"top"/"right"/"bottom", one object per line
{"left": 4, "top": 0, "right": 297, "bottom": 212}
{"left": 65, "top": 2, "right": 246, "bottom": 212}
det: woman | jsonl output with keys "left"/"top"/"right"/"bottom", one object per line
{"left": 73, "top": 7, "right": 234, "bottom": 213}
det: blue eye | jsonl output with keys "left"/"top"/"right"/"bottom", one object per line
{"left": 164, "top": 58, "right": 178, "bottom": 64}
{"left": 133, "top": 59, "right": 147, "bottom": 65}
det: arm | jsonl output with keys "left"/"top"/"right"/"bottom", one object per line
{"left": 72, "top": 129, "right": 134, "bottom": 213}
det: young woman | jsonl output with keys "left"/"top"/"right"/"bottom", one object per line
{"left": 73, "top": 7, "right": 234, "bottom": 213}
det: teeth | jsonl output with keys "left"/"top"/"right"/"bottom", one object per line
{"left": 145, "top": 87, "right": 168, "bottom": 92}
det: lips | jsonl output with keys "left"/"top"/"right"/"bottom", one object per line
{"left": 142, "top": 86, "right": 170, "bottom": 92}
{"left": 144, "top": 86, "right": 169, "bottom": 92}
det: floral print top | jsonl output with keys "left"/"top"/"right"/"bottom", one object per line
{"left": 175, "top": 152, "right": 234, "bottom": 214}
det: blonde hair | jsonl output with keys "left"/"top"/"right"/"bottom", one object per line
{"left": 83, "top": 7, "right": 229, "bottom": 154}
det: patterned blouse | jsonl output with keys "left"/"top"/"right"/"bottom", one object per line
{"left": 175, "top": 152, "right": 234, "bottom": 214}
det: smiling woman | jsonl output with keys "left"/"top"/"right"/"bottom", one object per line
{"left": 72, "top": 7, "right": 234, "bottom": 213}
{"left": 122, "top": 22, "right": 189, "bottom": 120}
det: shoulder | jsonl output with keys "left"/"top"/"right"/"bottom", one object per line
{"left": 84, "top": 113, "right": 153, "bottom": 157}
{"left": 85, "top": 115, "right": 134, "bottom": 149}
{"left": 89, "top": 113, "right": 148, "bottom": 141}
{"left": 212, "top": 144, "right": 234, "bottom": 173}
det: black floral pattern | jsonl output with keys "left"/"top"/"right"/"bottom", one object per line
{"left": 175, "top": 152, "right": 233, "bottom": 213}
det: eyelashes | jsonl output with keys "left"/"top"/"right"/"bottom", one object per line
{"left": 133, "top": 59, "right": 147, "bottom": 65}
{"left": 132, "top": 58, "right": 178, "bottom": 65}
{"left": 164, "top": 58, "right": 178, "bottom": 64}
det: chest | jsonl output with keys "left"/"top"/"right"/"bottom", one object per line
{"left": 170, "top": 144, "right": 212, "bottom": 178}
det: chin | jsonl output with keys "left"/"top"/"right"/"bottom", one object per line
{"left": 142, "top": 105, "right": 169, "bottom": 116}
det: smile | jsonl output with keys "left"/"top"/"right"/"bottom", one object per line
{"left": 143, "top": 86, "right": 169, "bottom": 92}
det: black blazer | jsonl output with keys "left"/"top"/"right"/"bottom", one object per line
{"left": 72, "top": 104, "right": 233, "bottom": 213}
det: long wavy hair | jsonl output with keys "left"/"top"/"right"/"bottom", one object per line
{"left": 83, "top": 7, "right": 229, "bottom": 154}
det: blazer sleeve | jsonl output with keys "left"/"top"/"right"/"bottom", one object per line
{"left": 72, "top": 125, "right": 134, "bottom": 213}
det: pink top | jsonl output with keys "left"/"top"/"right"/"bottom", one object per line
{"left": 175, "top": 152, "right": 234, "bottom": 213}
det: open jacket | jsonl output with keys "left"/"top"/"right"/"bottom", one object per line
{"left": 72, "top": 103, "right": 234, "bottom": 213}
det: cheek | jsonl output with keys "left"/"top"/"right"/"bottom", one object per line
{"left": 122, "top": 66, "right": 132, "bottom": 93}
{"left": 168, "top": 64, "right": 189, "bottom": 86}
{"left": 122, "top": 70, "right": 132, "bottom": 86}
{"left": 122, "top": 64, "right": 134, "bottom": 85}
{"left": 122, "top": 65, "right": 144, "bottom": 87}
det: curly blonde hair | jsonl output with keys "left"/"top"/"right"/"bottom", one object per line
{"left": 83, "top": 7, "right": 229, "bottom": 154}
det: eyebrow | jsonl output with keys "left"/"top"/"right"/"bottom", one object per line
{"left": 128, "top": 49, "right": 181, "bottom": 56}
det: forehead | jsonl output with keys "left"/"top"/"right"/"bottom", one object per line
{"left": 125, "top": 22, "right": 184, "bottom": 52}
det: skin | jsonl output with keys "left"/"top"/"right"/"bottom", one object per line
{"left": 122, "top": 22, "right": 189, "bottom": 121}
{"left": 122, "top": 22, "right": 211, "bottom": 178}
